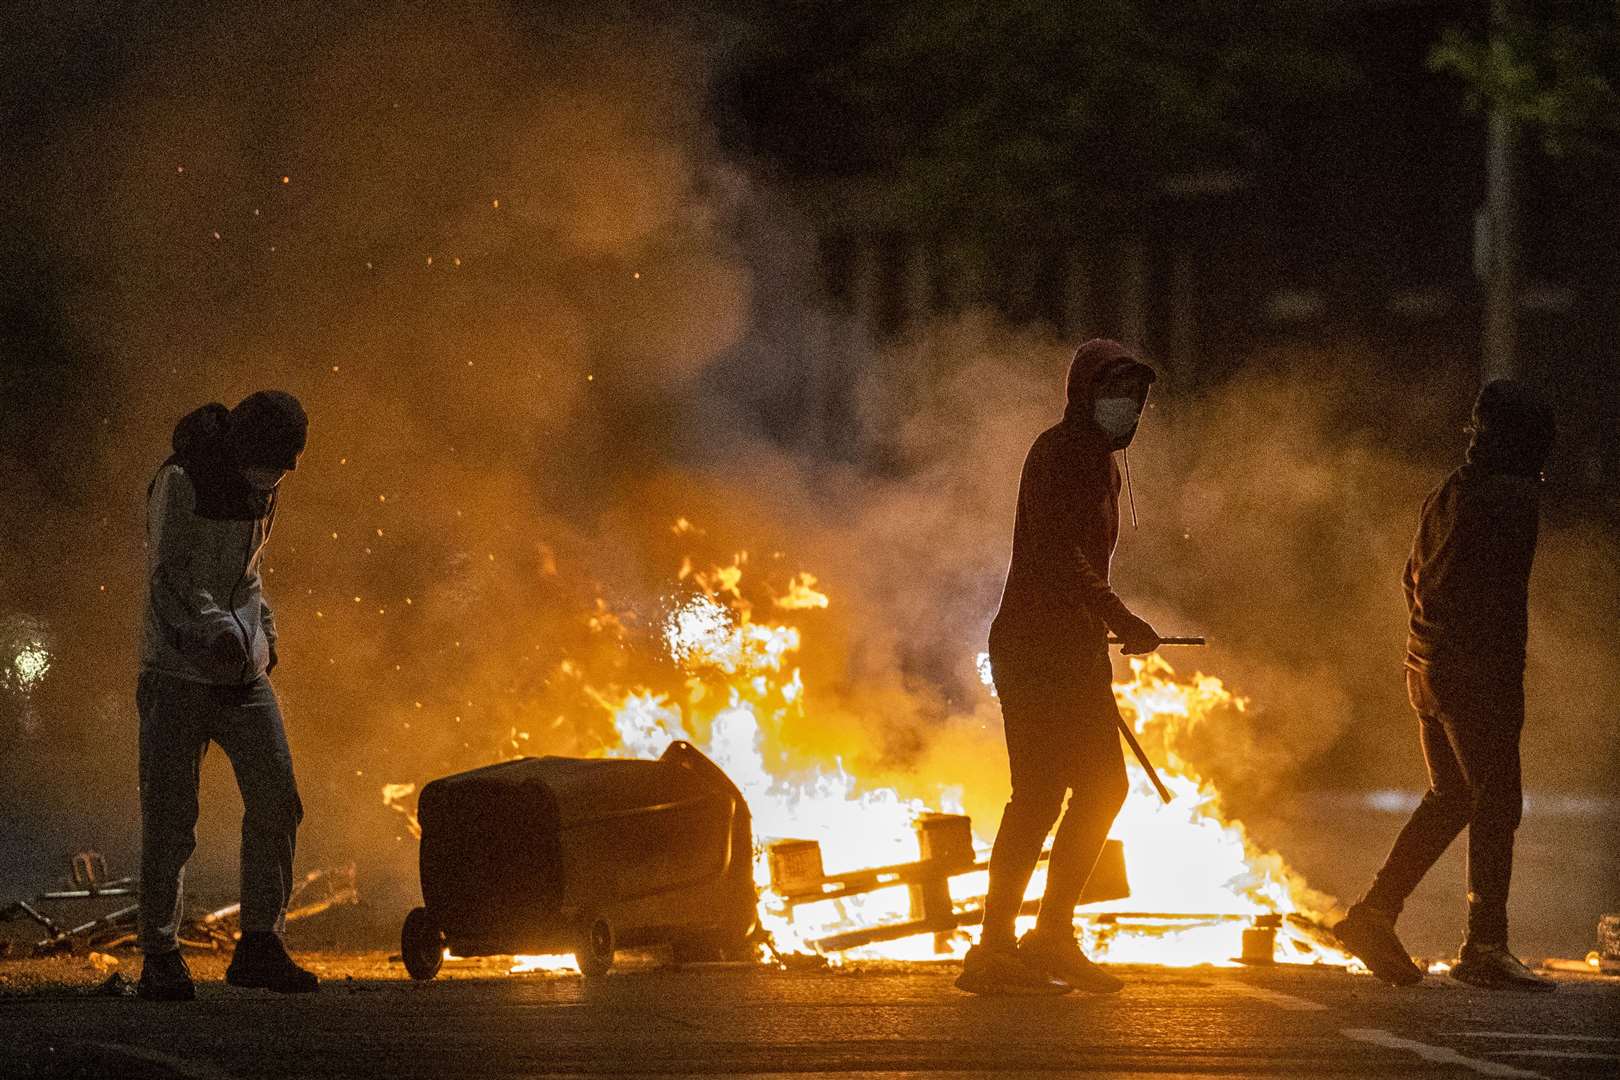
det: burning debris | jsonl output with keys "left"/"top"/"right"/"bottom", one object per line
{"left": 385, "top": 532, "right": 1354, "bottom": 973}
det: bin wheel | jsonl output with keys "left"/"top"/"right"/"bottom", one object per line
{"left": 401, "top": 907, "right": 444, "bottom": 981}
{"left": 576, "top": 916, "right": 615, "bottom": 977}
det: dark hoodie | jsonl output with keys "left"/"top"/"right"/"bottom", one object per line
{"left": 990, "top": 339, "right": 1155, "bottom": 655}
{"left": 1404, "top": 380, "right": 1556, "bottom": 687}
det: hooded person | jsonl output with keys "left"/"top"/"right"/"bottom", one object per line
{"left": 1334, "top": 379, "right": 1557, "bottom": 992}
{"left": 956, "top": 339, "right": 1161, "bottom": 997}
{"left": 135, "top": 390, "right": 320, "bottom": 1000}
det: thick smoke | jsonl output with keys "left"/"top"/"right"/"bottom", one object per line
{"left": 1, "top": 3, "right": 1613, "bottom": 943}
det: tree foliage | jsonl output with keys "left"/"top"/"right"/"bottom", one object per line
{"left": 716, "top": 1, "right": 1357, "bottom": 235}
{"left": 1429, "top": 1, "right": 1620, "bottom": 160}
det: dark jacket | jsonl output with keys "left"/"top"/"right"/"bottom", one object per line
{"left": 1404, "top": 380, "right": 1555, "bottom": 688}
{"left": 990, "top": 340, "right": 1150, "bottom": 656}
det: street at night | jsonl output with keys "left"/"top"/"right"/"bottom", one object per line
{"left": 4, "top": 954, "right": 1619, "bottom": 1079}
{"left": 3, "top": 2, "right": 1618, "bottom": 1077}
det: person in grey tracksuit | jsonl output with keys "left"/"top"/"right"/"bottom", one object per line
{"left": 137, "top": 390, "right": 318, "bottom": 999}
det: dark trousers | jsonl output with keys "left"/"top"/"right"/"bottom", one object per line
{"left": 981, "top": 643, "right": 1127, "bottom": 948}
{"left": 138, "top": 670, "right": 303, "bottom": 954}
{"left": 1359, "top": 666, "right": 1524, "bottom": 946}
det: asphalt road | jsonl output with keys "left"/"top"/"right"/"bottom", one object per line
{"left": 2, "top": 953, "right": 1617, "bottom": 1079}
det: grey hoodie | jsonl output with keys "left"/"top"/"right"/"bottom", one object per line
{"left": 140, "top": 464, "right": 277, "bottom": 685}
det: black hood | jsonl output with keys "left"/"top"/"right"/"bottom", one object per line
{"left": 228, "top": 390, "right": 307, "bottom": 470}
{"left": 1466, "top": 379, "right": 1556, "bottom": 479}
{"left": 158, "top": 403, "right": 273, "bottom": 521}
{"left": 1063, "top": 338, "right": 1157, "bottom": 448}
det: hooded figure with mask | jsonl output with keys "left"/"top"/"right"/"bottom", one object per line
{"left": 135, "top": 391, "right": 321, "bottom": 1001}
{"left": 1334, "top": 379, "right": 1557, "bottom": 992}
{"left": 957, "top": 339, "right": 1161, "bottom": 996}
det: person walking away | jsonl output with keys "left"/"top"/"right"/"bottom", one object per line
{"left": 1334, "top": 379, "right": 1557, "bottom": 992}
{"left": 136, "top": 391, "right": 319, "bottom": 1000}
{"left": 957, "top": 339, "right": 1162, "bottom": 996}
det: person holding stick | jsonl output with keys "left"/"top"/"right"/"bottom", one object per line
{"left": 957, "top": 339, "right": 1161, "bottom": 996}
{"left": 1334, "top": 379, "right": 1556, "bottom": 991}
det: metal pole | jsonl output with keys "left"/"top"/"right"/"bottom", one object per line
{"left": 1116, "top": 716, "right": 1173, "bottom": 804}
{"left": 1482, "top": 0, "right": 1519, "bottom": 382}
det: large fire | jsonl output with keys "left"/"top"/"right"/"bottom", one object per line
{"left": 387, "top": 527, "right": 1354, "bottom": 974}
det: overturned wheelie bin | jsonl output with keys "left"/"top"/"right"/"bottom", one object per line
{"left": 400, "top": 741, "right": 758, "bottom": 979}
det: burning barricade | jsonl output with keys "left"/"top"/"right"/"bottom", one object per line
{"left": 385, "top": 539, "right": 1354, "bottom": 975}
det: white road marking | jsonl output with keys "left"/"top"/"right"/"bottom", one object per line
{"left": 78, "top": 1041, "right": 241, "bottom": 1080}
{"left": 1340, "top": 1028, "right": 1545, "bottom": 1079}
{"left": 1222, "top": 982, "right": 1327, "bottom": 1011}
{"left": 1449, "top": 1032, "right": 1620, "bottom": 1043}
{"left": 1493, "top": 1051, "right": 1620, "bottom": 1061}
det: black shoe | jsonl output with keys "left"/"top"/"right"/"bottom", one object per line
{"left": 136, "top": 949, "right": 196, "bottom": 1001}
{"left": 955, "top": 942, "right": 1071, "bottom": 996}
{"left": 1018, "top": 929, "right": 1123, "bottom": 994}
{"left": 1333, "top": 905, "right": 1424, "bottom": 987}
{"left": 1449, "top": 943, "right": 1556, "bottom": 992}
{"left": 226, "top": 932, "right": 320, "bottom": 993}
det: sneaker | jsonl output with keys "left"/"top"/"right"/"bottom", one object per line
{"left": 1333, "top": 905, "right": 1424, "bottom": 987}
{"left": 226, "top": 932, "right": 320, "bottom": 994}
{"left": 1449, "top": 943, "right": 1556, "bottom": 992}
{"left": 1017, "top": 930, "right": 1123, "bottom": 995}
{"left": 955, "top": 942, "right": 1071, "bottom": 996}
{"left": 136, "top": 949, "right": 196, "bottom": 1001}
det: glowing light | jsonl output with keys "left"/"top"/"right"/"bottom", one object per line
{"left": 13, "top": 642, "right": 50, "bottom": 690}
{"left": 772, "top": 572, "right": 829, "bottom": 611}
{"left": 509, "top": 954, "right": 578, "bottom": 974}
{"left": 974, "top": 650, "right": 994, "bottom": 690}
{"left": 381, "top": 783, "right": 420, "bottom": 838}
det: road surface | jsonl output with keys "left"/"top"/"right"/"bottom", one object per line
{"left": 2, "top": 952, "right": 1616, "bottom": 1078}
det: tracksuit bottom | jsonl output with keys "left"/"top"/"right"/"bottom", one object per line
{"left": 981, "top": 643, "right": 1128, "bottom": 949}
{"left": 137, "top": 669, "right": 303, "bottom": 955}
{"left": 1357, "top": 665, "right": 1524, "bottom": 947}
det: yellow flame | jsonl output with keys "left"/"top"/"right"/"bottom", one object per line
{"left": 603, "top": 571, "right": 1349, "bottom": 968}
{"left": 773, "top": 572, "right": 830, "bottom": 611}
{"left": 389, "top": 527, "right": 1351, "bottom": 972}
{"left": 381, "top": 782, "right": 421, "bottom": 839}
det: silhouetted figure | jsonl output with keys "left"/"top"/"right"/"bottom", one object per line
{"left": 136, "top": 391, "right": 319, "bottom": 1000}
{"left": 1334, "top": 379, "right": 1557, "bottom": 992}
{"left": 957, "top": 339, "right": 1160, "bottom": 996}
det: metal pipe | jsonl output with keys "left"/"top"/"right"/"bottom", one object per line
{"left": 1105, "top": 636, "right": 1206, "bottom": 646}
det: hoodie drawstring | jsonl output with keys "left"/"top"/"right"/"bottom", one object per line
{"left": 1122, "top": 447, "right": 1139, "bottom": 530}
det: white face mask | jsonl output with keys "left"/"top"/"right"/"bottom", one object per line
{"left": 1093, "top": 396, "right": 1143, "bottom": 440}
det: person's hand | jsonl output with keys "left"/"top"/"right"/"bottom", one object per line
{"left": 208, "top": 630, "right": 248, "bottom": 670}
{"left": 1114, "top": 611, "right": 1161, "bottom": 655}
